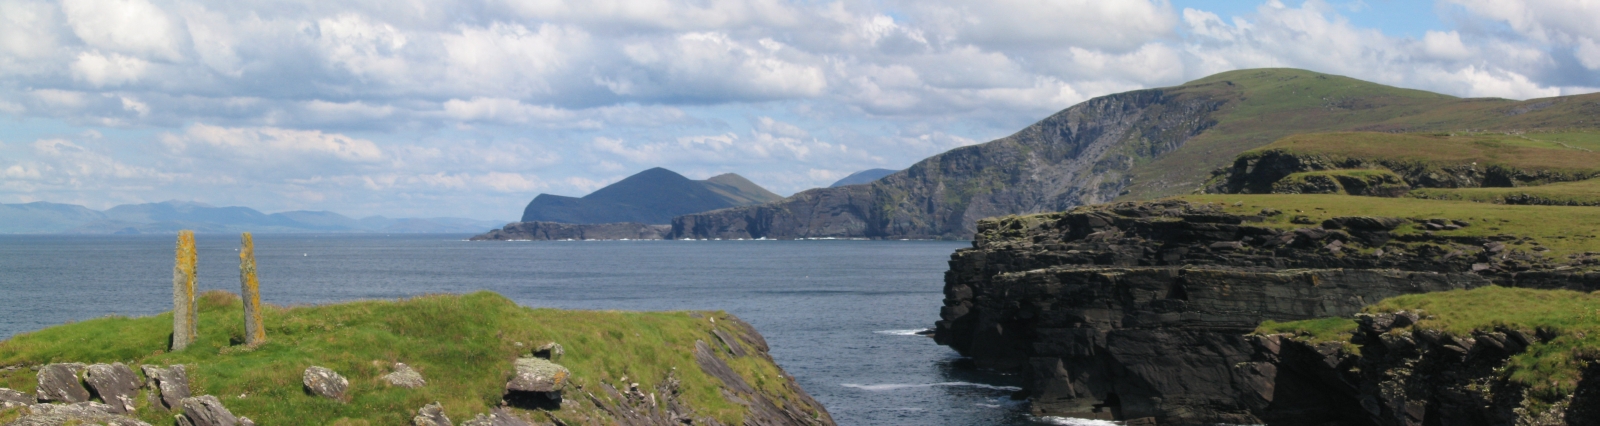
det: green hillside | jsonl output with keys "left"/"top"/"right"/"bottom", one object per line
{"left": 0, "top": 291, "right": 826, "bottom": 425}
{"left": 1121, "top": 69, "right": 1600, "bottom": 200}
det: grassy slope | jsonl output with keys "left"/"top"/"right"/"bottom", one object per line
{"left": 1412, "top": 178, "right": 1600, "bottom": 206}
{"left": 1120, "top": 69, "right": 1600, "bottom": 200}
{"left": 1178, "top": 193, "right": 1600, "bottom": 259}
{"left": 0, "top": 292, "right": 800, "bottom": 425}
{"left": 1261, "top": 287, "right": 1600, "bottom": 404}
{"left": 1242, "top": 131, "right": 1600, "bottom": 174}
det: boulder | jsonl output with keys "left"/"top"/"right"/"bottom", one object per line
{"left": 140, "top": 364, "right": 191, "bottom": 410}
{"left": 384, "top": 363, "right": 426, "bottom": 389}
{"left": 459, "top": 408, "right": 531, "bottom": 426}
{"left": 302, "top": 366, "right": 349, "bottom": 400}
{"left": 176, "top": 395, "right": 240, "bottom": 426}
{"left": 84, "top": 362, "right": 141, "bottom": 413}
{"left": 0, "top": 387, "right": 31, "bottom": 409}
{"left": 506, "top": 357, "right": 569, "bottom": 394}
{"left": 14, "top": 401, "right": 151, "bottom": 426}
{"left": 35, "top": 363, "right": 89, "bottom": 403}
{"left": 534, "top": 342, "right": 564, "bottom": 361}
{"left": 413, "top": 401, "right": 453, "bottom": 426}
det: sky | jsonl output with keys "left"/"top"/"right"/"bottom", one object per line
{"left": 1, "top": 0, "right": 1598, "bottom": 220}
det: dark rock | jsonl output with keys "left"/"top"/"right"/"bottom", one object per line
{"left": 140, "top": 364, "right": 190, "bottom": 410}
{"left": 302, "top": 366, "right": 348, "bottom": 400}
{"left": 1322, "top": 216, "right": 1406, "bottom": 231}
{"left": 413, "top": 401, "right": 452, "bottom": 426}
{"left": 84, "top": 363, "right": 141, "bottom": 414}
{"left": 383, "top": 363, "right": 426, "bottom": 389}
{"left": 176, "top": 395, "right": 240, "bottom": 426}
{"left": 35, "top": 363, "right": 89, "bottom": 403}
{"left": 471, "top": 221, "right": 670, "bottom": 241}
{"left": 693, "top": 340, "right": 754, "bottom": 395}
{"left": 711, "top": 328, "right": 748, "bottom": 357}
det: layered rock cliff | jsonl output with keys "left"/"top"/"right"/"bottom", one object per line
{"left": 672, "top": 88, "right": 1226, "bottom": 240}
{"left": 933, "top": 199, "right": 1598, "bottom": 424}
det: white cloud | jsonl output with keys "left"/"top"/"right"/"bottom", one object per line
{"left": 70, "top": 51, "right": 150, "bottom": 87}
{"left": 60, "top": 0, "right": 186, "bottom": 61}
{"left": 164, "top": 124, "right": 384, "bottom": 163}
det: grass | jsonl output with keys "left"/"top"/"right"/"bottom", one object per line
{"left": 0, "top": 291, "right": 803, "bottom": 424}
{"left": 1255, "top": 317, "right": 1359, "bottom": 351}
{"left": 1268, "top": 287, "right": 1600, "bottom": 405}
{"left": 1176, "top": 193, "right": 1600, "bottom": 258}
{"left": 1240, "top": 131, "right": 1600, "bottom": 177}
{"left": 1272, "top": 169, "right": 1407, "bottom": 195}
{"left": 1119, "top": 68, "right": 1600, "bottom": 200}
{"left": 1411, "top": 178, "right": 1600, "bottom": 206}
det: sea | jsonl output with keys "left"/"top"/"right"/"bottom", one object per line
{"left": 0, "top": 234, "right": 1099, "bottom": 425}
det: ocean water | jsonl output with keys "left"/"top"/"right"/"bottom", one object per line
{"left": 0, "top": 234, "right": 1037, "bottom": 425}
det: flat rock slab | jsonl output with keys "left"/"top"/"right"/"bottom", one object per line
{"left": 0, "top": 387, "right": 32, "bottom": 408}
{"left": 413, "top": 401, "right": 452, "bottom": 426}
{"left": 383, "top": 363, "right": 426, "bottom": 389}
{"left": 14, "top": 401, "right": 151, "bottom": 426}
{"left": 176, "top": 395, "right": 240, "bottom": 426}
{"left": 506, "top": 357, "right": 569, "bottom": 393}
{"left": 85, "top": 363, "right": 141, "bottom": 413}
{"left": 141, "top": 364, "right": 190, "bottom": 410}
{"left": 459, "top": 408, "right": 531, "bottom": 426}
{"left": 693, "top": 340, "right": 754, "bottom": 395}
{"left": 303, "top": 366, "right": 348, "bottom": 400}
{"left": 36, "top": 363, "right": 89, "bottom": 403}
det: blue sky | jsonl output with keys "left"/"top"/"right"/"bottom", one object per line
{"left": 1, "top": 0, "right": 1597, "bottom": 220}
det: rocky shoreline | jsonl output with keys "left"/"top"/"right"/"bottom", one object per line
{"left": 470, "top": 221, "right": 670, "bottom": 241}
{"left": 934, "top": 199, "right": 1600, "bottom": 425}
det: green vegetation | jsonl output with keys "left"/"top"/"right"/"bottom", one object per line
{"left": 0, "top": 291, "right": 799, "bottom": 424}
{"left": 1178, "top": 193, "right": 1600, "bottom": 258}
{"left": 1267, "top": 287, "right": 1600, "bottom": 405}
{"left": 1411, "top": 178, "right": 1600, "bottom": 206}
{"left": 1255, "top": 317, "right": 1359, "bottom": 350}
{"left": 1243, "top": 131, "right": 1600, "bottom": 176}
{"left": 1120, "top": 68, "right": 1600, "bottom": 200}
{"left": 1271, "top": 169, "right": 1407, "bottom": 195}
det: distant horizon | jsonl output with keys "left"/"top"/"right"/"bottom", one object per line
{"left": 3, "top": 0, "right": 1597, "bottom": 219}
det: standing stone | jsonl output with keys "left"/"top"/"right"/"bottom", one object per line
{"left": 85, "top": 363, "right": 141, "bottom": 413}
{"left": 383, "top": 362, "right": 426, "bottom": 388}
{"left": 0, "top": 387, "right": 31, "bottom": 408}
{"left": 303, "top": 366, "right": 348, "bottom": 400}
{"left": 239, "top": 233, "right": 265, "bottom": 346}
{"left": 141, "top": 364, "right": 191, "bottom": 410}
{"left": 173, "top": 230, "right": 199, "bottom": 351}
{"left": 413, "top": 401, "right": 453, "bottom": 426}
{"left": 36, "top": 363, "right": 89, "bottom": 403}
{"left": 175, "top": 395, "right": 240, "bottom": 426}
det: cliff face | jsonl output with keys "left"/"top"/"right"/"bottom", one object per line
{"left": 671, "top": 89, "right": 1226, "bottom": 240}
{"left": 934, "top": 200, "right": 1595, "bottom": 424}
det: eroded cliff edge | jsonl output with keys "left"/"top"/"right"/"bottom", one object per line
{"left": 934, "top": 199, "right": 1600, "bottom": 425}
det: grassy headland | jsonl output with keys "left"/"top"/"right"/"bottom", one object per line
{"left": 0, "top": 291, "right": 812, "bottom": 424}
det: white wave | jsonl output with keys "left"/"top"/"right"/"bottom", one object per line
{"left": 1034, "top": 417, "right": 1120, "bottom": 426}
{"left": 874, "top": 329, "right": 932, "bottom": 336}
{"left": 841, "top": 382, "right": 1022, "bottom": 392}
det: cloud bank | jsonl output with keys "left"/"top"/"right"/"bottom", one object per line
{"left": 0, "top": 0, "right": 1595, "bottom": 219}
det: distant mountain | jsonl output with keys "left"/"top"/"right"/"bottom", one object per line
{"left": 829, "top": 169, "right": 898, "bottom": 187}
{"left": 0, "top": 200, "right": 508, "bottom": 234}
{"left": 520, "top": 167, "right": 783, "bottom": 224}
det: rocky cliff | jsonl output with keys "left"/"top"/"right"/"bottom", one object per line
{"left": 471, "top": 221, "right": 669, "bottom": 241}
{"left": 934, "top": 199, "right": 1600, "bottom": 424}
{"left": 523, "top": 168, "right": 782, "bottom": 225}
{"left": 672, "top": 88, "right": 1226, "bottom": 240}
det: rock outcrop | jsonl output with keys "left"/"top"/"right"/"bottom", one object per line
{"left": 934, "top": 199, "right": 1597, "bottom": 424}
{"left": 176, "top": 395, "right": 243, "bottom": 426}
{"left": 384, "top": 363, "right": 426, "bottom": 389}
{"left": 470, "top": 221, "right": 669, "bottom": 241}
{"left": 413, "top": 401, "right": 452, "bottom": 426}
{"left": 84, "top": 363, "right": 140, "bottom": 414}
{"left": 35, "top": 363, "right": 89, "bottom": 403}
{"left": 303, "top": 366, "right": 348, "bottom": 400}
{"left": 141, "top": 364, "right": 190, "bottom": 410}
{"left": 7, "top": 401, "right": 151, "bottom": 426}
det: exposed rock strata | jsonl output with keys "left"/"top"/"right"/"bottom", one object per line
{"left": 1208, "top": 148, "right": 1600, "bottom": 195}
{"left": 671, "top": 88, "right": 1226, "bottom": 240}
{"left": 935, "top": 200, "right": 1594, "bottom": 424}
{"left": 470, "top": 221, "right": 669, "bottom": 241}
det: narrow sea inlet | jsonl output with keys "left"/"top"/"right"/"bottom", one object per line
{"left": 0, "top": 235, "right": 1031, "bottom": 425}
